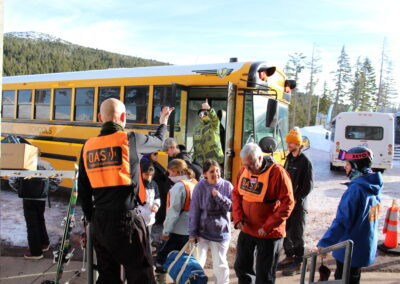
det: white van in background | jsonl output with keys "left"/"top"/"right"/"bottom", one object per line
{"left": 328, "top": 112, "right": 394, "bottom": 171}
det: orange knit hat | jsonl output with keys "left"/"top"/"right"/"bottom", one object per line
{"left": 286, "top": 127, "right": 302, "bottom": 145}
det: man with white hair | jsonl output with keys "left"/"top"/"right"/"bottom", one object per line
{"left": 232, "top": 143, "right": 294, "bottom": 284}
{"left": 79, "top": 98, "right": 174, "bottom": 284}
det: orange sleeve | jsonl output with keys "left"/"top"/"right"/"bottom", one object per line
{"left": 232, "top": 168, "right": 245, "bottom": 227}
{"left": 262, "top": 166, "right": 294, "bottom": 233}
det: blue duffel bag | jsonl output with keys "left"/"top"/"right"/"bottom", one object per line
{"left": 163, "top": 242, "right": 208, "bottom": 284}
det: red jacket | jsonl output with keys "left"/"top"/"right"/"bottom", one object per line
{"left": 232, "top": 158, "right": 294, "bottom": 239}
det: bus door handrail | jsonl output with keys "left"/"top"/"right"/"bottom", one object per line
{"left": 300, "top": 240, "right": 354, "bottom": 284}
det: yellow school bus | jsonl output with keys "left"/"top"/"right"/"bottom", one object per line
{"left": 1, "top": 61, "right": 294, "bottom": 189}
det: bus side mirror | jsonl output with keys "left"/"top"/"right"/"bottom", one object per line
{"left": 325, "top": 132, "right": 329, "bottom": 140}
{"left": 259, "top": 137, "right": 278, "bottom": 154}
{"left": 284, "top": 80, "right": 297, "bottom": 91}
{"left": 265, "top": 99, "right": 278, "bottom": 128}
{"left": 302, "top": 136, "right": 310, "bottom": 151}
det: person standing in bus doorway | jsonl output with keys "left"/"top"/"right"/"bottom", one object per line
{"left": 317, "top": 147, "right": 382, "bottom": 284}
{"left": 192, "top": 99, "right": 224, "bottom": 166}
{"left": 280, "top": 127, "right": 314, "bottom": 276}
{"left": 233, "top": 143, "right": 294, "bottom": 284}
{"left": 78, "top": 98, "right": 174, "bottom": 284}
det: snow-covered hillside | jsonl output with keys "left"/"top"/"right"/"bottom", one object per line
{"left": 5, "top": 31, "right": 71, "bottom": 44}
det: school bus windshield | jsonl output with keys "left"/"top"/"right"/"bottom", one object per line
{"left": 243, "top": 95, "right": 289, "bottom": 153}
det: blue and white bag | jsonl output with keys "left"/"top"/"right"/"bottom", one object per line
{"left": 164, "top": 242, "right": 208, "bottom": 284}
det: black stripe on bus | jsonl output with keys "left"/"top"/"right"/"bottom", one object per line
{"left": 1, "top": 119, "right": 161, "bottom": 130}
{"left": 1, "top": 133, "right": 87, "bottom": 144}
{"left": 41, "top": 152, "right": 77, "bottom": 162}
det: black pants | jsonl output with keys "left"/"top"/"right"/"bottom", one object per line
{"left": 156, "top": 233, "right": 188, "bottom": 266}
{"left": 93, "top": 209, "right": 155, "bottom": 284}
{"left": 284, "top": 206, "right": 306, "bottom": 260}
{"left": 234, "top": 231, "right": 282, "bottom": 284}
{"left": 334, "top": 260, "right": 362, "bottom": 284}
{"left": 23, "top": 199, "right": 49, "bottom": 256}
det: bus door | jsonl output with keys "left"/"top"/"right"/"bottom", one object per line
{"left": 185, "top": 85, "right": 235, "bottom": 178}
{"left": 171, "top": 83, "right": 188, "bottom": 146}
{"left": 223, "top": 82, "right": 236, "bottom": 180}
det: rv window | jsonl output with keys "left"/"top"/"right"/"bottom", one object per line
{"left": 345, "top": 126, "right": 383, "bottom": 140}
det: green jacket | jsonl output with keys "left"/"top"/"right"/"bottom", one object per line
{"left": 192, "top": 108, "right": 224, "bottom": 165}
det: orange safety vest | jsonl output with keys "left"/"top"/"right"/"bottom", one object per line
{"left": 238, "top": 165, "right": 274, "bottom": 202}
{"left": 82, "top": 131, "right": 146, "bottom": 204}
{"left": 166, "top": 179, "right": 198, "bottom": 213}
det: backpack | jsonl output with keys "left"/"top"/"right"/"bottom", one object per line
{"left": 17, "top": 178, "right": 50, "bottom": 199}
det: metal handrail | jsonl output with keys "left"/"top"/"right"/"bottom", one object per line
{"left": 300, "top": 240, "right": 354, "bottom": 284}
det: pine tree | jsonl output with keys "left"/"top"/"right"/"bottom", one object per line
{"left": 319, "top": 81, "right": 333, "bottom": 115}
{"left": 284, "top": 52, "right": 306, "bottom": 128}
{"left": 380, "top": 60, "right": 398, "bottom": 110}
{"left": 358, "top": 57, "right": 377, "bottom": 111}
{"left": 332, "top": 45, "right": 352, "bottom": 116}
{"left": 349, "top": 57, "right": 363, "bottom": 111}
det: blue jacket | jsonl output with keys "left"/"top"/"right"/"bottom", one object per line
{"left": 317, "top": 172, "right": 382, "bottom": 267}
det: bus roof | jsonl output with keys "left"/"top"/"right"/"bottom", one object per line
{"left": 332, "top": 111, "right": 394, "bottom": 122}
{"left": 3, "top": 62, "right": 249, "bottom": 84}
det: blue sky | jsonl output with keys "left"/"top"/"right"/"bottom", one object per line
{"left": 4, "top": 0, "right": 400, "bottom": 97}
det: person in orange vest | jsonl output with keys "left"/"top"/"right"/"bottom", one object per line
{"left": 232, "top": 143, "right": 294, "bottom": 284}
{"left": 155, "top": 159, "right": 197, "bottom": 273}
{"left": 317, "top": 146, "right": 382, "bottom": 284}
{"left": 78, "top": 98, "right": 174, "bottom": 284}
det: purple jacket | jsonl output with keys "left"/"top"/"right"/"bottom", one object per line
{"left": 189, "top": 178, "right": 233, "bottom": 242}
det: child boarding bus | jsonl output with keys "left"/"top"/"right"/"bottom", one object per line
{"left": 1, "top": 61, "right": 295, "bottom": 189}
{"left": 329, "top": 111, "right": 394, "bottom": 171}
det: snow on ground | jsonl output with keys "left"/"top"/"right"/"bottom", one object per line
{"left": 0, "top": 190, "right": 84, "bottom": 248}
{"left": 301, "top": 125, "right": 331, "bottom": 152}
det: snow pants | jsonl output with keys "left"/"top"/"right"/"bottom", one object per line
{"left": 335, "top": 260, "right": 362, "bottom": 284}
{"left": 234, "top": 232, "right": 282, "bottom": 284}
{"left": 23, "top": 199, "right": 49, "bottom": 256}
{"left": 93, "top": 208, "right": 155, "bottom": 284}
{"left": 283, "top": 205, "right": 307, "bottom": 261}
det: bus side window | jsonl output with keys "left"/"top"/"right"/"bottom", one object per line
{"left": 2, "top": 90, "right": 15, "bottom": 118}
{"left": 35, "top": 89, "right": 51, "bottom": 120}
{"left": 125, "top": 86, "right": 149, "bottom": 123}
{"left": 152, "top": 86, "right": 180, "bottom": 125}
{"left": 54, "top": 88, "right": 72, "bottom": 120}
{"left": 17, "top": 90, "right": 32, "bottom": 119}
{"left": 97, "top": 87, "right": 120, "bottom": 121}
{"left": 75, "top": 88, "right": 94, "bottom": 121}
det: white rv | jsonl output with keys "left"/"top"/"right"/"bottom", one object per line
{"left": 329, "top": 112, "right": 394, "bottom": 171}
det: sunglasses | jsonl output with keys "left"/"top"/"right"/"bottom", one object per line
{"left": 199, "top": 112, "right": 208, "bottom": 118}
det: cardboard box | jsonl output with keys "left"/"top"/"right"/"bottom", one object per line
{"left": 1, "top": 144, "right": 39, "bottom": 171}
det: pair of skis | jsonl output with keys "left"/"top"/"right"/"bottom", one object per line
{"left": 41, "top": 167, "right": 84, "bottom": 284}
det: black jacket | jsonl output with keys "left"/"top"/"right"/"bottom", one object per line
{"left": 170, "top": 151, "right": 202, "bottom": 181}
{"left": 78, "top": 122, "right": 167, "bottom": 221}
{"left": 284, "top": 152, "right": 313, "bottom": 209}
